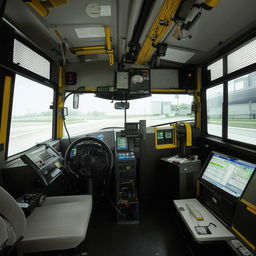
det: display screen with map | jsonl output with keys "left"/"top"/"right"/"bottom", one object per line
{"left": 201, "top": 152, "right": 256, "bottom": 198}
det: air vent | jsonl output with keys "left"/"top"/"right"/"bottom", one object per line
{"left": 13, "top": 39, "right": 50, "bottom": 79}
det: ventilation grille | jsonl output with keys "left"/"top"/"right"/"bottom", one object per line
{"left": 228, "top": 38, "right": 256, "bottom": 74}
{"left": 13, "top": 39, "right": 50, "bottom": 79}
{"left": 207, "top": 59, "right": 223, "bottom": 81}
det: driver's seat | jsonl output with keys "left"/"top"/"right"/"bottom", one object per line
{"left": 0, "top": 186, "right": 92, "bottom": 254}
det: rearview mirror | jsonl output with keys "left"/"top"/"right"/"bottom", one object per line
{"left": 73, "top": 93, "right": 79, "bottom": 109}
{"left": 114, "top": 102, "right": 130, "bottom": 110}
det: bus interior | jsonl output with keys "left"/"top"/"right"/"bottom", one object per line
{"left": 0, "top": 0, "right": 256, "bottom": 256}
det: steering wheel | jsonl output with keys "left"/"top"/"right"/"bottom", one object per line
{"left": 64, "top": 136, "right": 114, "bottom": 180}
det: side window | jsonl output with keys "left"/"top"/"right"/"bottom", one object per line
{"left": 205, "top": 36, "right": 256, "bottom": 146}
{"left": 207, "top": 59, "right": 223, "bottom": 81}
{"left": 206, "top": 84, "right": 223, "bottom": 137}
{"left": 228, "top": 71, "right": 256, "bottom": 144}
{"left": 8, "top": 75, "right": 53, "bottom": 156}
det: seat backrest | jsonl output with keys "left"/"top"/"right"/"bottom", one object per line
{"left": 0, "top": 186, "right": 26, "bottom": 248}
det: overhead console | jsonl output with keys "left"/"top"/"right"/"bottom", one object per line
{"left": 21, "top": 145, "right": 64, "bottom": 186}
{"left": 96, "top": 68, "right": 151, "bottom": 100}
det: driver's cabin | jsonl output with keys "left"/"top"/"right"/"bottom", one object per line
{"left": 0, "top": 1, "right": 256, "bottom": 256}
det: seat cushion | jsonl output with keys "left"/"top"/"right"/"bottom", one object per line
{"left": 21, "top": 195, "right": 92, "bottom": 253}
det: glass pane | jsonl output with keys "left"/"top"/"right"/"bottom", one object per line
{"left": 8, "top": 75, "right": 53, "bottom": 156}
{"left": 64, "top": 94, "right": 194, "bottom": 137}
{"left": 206, "top": 84, "right": 223, "bottom": 137}
{"left": 228, "top": 37, "right": 256, "bottom": 74}
{"left": 13, "top": 39, "right": 50, "bottom": 79}
{"left": 228, "top": 71, "right": 256, "bottom": 145}
{"left": 207, "top": 59, "right": 223, "bottom": 81}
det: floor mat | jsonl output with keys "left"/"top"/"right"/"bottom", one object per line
{"left": 80, "top": 201, "right": 191, "bottom": 256}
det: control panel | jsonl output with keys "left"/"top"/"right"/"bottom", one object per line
{"left": 21, "top": 145, "right": 64, "bottom": 186}
{"left": 115, "top": 155, "right": 139, "bottom": 223}
{"left": 114, "top": 121, "right": 146, "bottom": 223}
{"left": 115, "top": 129, "right": 141, "bottom": 223}
{"left": 117, "top": 152, "right": 136, "bottom": 160}
{"left": 115, "top": 157, "right": 137, "bottom": 202}
{"left": 124, "top": 123, "right": 140, "bottom": 137}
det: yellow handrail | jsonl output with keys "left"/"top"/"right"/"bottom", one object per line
{"left": 136, "top": 0, "right": 181, "bottom": 65}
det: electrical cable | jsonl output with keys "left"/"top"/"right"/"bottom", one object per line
{"left": 63, "top": 115, "right": 71, "bottom": 145}
{"left": 61, "top": 86, "right": 85, "bottom": 145}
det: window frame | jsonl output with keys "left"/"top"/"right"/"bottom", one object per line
{"left": 202, "top": 35, "right": 256, "bottom": 150}
{"left": 6, "top": 73, "right": 55, "bottom": 158}
{"left": 0, "top": 22, "right": 59, "bottom": 159}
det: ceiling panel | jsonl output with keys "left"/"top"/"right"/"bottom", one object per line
{"left": 45, "top": 0, "right": 117, "bottom": 48}
{"left": 165, "top": 0, "right": 256, "bottom": 64}
{"left": 4, "top": 0, "right": 119, "bottom": 63}
{"left": 4, "top": 0, "right": 256, "bottom": 66}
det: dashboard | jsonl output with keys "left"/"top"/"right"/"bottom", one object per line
{"left": 15, "top": 128, "right": 143, "bottom": 187}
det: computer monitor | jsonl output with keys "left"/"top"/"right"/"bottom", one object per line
{"left": 200, "top": 152, "right": 256, "bottom": 198}
{"left": 154, "top": 126, "right": 176, "bottom": 149}
{"left": 116, "top": 136, "right": 128, "bottom": 151}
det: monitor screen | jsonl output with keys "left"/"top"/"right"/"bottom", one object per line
{"left": 156, "top": 128, "right": 174, "bottom": 145}
{"left": 157, "top": 131, "right": 164, "bottom": 140}
{"left": 116, "top": 136, "right": 128, "bottom": 151}
{"left": 201, "top": 152, "right": 256, "bottom": 198}
{"left": 154, "top": 126, "right": 176, "bottom": 149}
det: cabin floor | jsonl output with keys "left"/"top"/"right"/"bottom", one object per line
{"left": 24, "top": 198, "right": 236, "bottom": 256}
{"left": 79, "top": 200, "right": 192, "bottom": 256}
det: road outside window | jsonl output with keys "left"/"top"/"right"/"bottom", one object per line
{"left": 64, "top": 94, "right": 194, "bottom": 137}
{"left": 228, "top": 72, "right": 256, "bottom": 145}
{"left": 8, "top": 75, "right": 53, "bottom": 156}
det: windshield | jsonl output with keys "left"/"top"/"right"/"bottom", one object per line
{"left": 64, "top": 93, "right": 194, "bottom": 136}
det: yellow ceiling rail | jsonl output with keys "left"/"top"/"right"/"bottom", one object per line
{"left": 204, "top": 0, "right": 220, "bottom": 8}
{"left": 23, "top": 0, "right": 68, "bottom": 16}
{"left": 53, "top": 30, "right": 64, "bottom": 40}
{"left": 48, "top": 0, "right": 68, "bottom": 7}
{"left": 69, "top": 26, "right": 115, "bottom": 66}
{"left": 104, "top": 26, "right": 115, "bottom": 66}
{"left": 23, "top": 0, "right": 49, "bottom": 16}
{"left": 70, "top": 46, "right": 106, "bottom": 51}
{"left": 136, "top": 0, "right": 181, "bottom": 65}
{"left": 151, "top": 89, "right": 188, "bottom": 93}
{"left": 74, "top": 49, "right": 107, "bottom": 56}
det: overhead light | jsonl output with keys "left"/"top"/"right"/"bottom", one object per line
{"left": 160, "top": 47, "right": 195, "bottom": 63}
{"left": 75, "top": 26, "right": 105, "bottom": 39}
